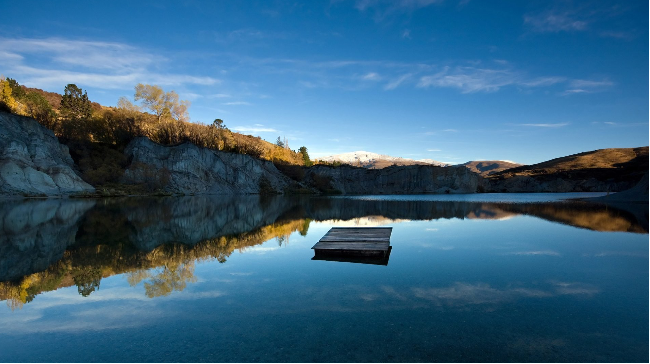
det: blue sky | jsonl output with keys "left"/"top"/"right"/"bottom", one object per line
{"left": 1, "top": 0, "right": 647, "bottom": 164}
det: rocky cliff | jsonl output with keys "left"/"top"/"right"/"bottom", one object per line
{"left": 0, "top": 199, "right": 95, "bottom": 281}
{"left": 122, "top": 137, "right": 295, "bottom": 194}
{"left": 0, "top": 112, "right": 94, "bottom": 196}
{"left": 304, "top": 164, "right": 483, "bottom": 194}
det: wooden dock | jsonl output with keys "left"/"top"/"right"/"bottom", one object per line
{"left": 311, "top": 227, "right": 392, "bottom": 260}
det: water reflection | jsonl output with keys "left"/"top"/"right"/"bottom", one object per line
{"left": 0, "top": 195, "right": 646, "bottom": 309}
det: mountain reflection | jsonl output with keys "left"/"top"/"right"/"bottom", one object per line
{"left": 0, "top": 195, "right": 646, "bottom": 309}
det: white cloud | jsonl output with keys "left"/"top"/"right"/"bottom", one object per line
{"left": 520, "top": 123, "right": 568, "bottom": 128}
{"left": 362, "top": 72, "right": 381, "bottom": 81}
{"left": 505, "top": 250, "right": 561, "bottom": 256}
{"left": 418, "top": 66, "right": 520, "bottom": 93}
{"left": 560, "top": 79, "right": 613, "bottom": 96}
{"left": 599, "top": 30, "right": 633, "bottom": 40}
{"left": 232, "top": 126, "right": 278, "bottom": 133}
{"left": 0, "top": 51, "right": 24, "bottom": 62}
{"left": 355, "top": 0, "right": 444, "bottom": 14}
{"left": 521, "top": 76, "right": 566, "bottom": 87}
{"left": 208, "top": 93, "right": 231, "bottom": 98}
{"left": 0, "top": 37, "right": 219, "bottom": 90}
{"left": 524, "top": 11, "right": 588, "bottom": 33}
{"left": 384, "top": 73, "right": 412, "bottom": 90}
{"left": 427, "top": 149, "right": 442, "bottom": 152}
{"left": 401, "top": 29, "right": 411, "bottom": 39}
{"left": 569, "top": 79, "right": 614, "bottom": 89}
{"left": 222, "top": 101, "right": 251, "bottom": 105}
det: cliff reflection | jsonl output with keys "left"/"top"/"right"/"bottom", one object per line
{"left": 0, "top": 195, "right": 646, "bottom": 309}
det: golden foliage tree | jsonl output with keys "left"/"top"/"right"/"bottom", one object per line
{"left": 134, "top": 83, "right": 190, "bottom": 122}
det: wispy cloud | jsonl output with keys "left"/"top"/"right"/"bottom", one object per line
{"left": 361, "top": 72, "right": 381, "bottom": 81}
{"left": 418, "top": 66, "right": 522, "bottom": 93}
{"left": 222, "top": 101, "right": 252, "bottom": 105}
{"left": 570, "top": 79, "right": 614, "bottom": 88}
{"left": 232, "top": 125, "right": 277, "bottom": 133}
{"left": 505, "top": 250, "right": 561, "bottom": 256}
{"left": 561, "top": 79, "right": 614, "bottom": 96}
{"left": 524, "top": 11, "right": 588, "bottom": 33}
{"left": 599, "top": 30, "right": 634, "bottom": 40}
{"left": 384, "top": 73, "right": 413, "bottom": 90}
{"left": 520, "top": 123, "right": 569, "bottom": 128}
{"left": 0, "top": 37, "right": 219, "bottom": 90}
{"left": 208, "top": 93, "right": 231, "bottom": 98}
{"left": 521, "top": 76, "right": 566, "bottom": 87}
{"left": 353, "top": 0, "right": 444, "bottom": 21}
{"left": 427, "top": 149, "right": 442, "bottom": 152}
{"left": 401, "top": 29, "right": 411, "bottom": 39}
{"left": 210, "top": 28, "right": 292, "bottom": 44}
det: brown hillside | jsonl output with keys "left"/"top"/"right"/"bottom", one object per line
{"left": 500, "top": 147, "right": 648, "bottom": 173}
{"left": 492, "top": 147, "right": 648, "bottom": 182}
{"left": 460, "top": 160, "right": 522, "bottom": 176}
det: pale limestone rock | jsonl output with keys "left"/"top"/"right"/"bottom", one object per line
{"left": 0, "top": 112, "right": 94, "bottom": 196}
{"left": 122, "top": 137, "right": 294, "bottom": 194}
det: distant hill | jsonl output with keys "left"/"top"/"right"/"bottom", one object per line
{"left": 459, "top": 160, "right": 522, "bottom": 176}
{"left": 494, "top": 147, "right": 648, "bottom": 177}
{"left": 488, "top": 147, "right": 649, "bottom": 192}
{"left": 317, "top": 151, "right": 448, "bottom": 169}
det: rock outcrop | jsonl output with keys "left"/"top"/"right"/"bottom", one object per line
{"left": 122, "top": 137, "right": 295, "bottom": 194}
{"left": 486, "top": 175, "right": 627, "bottom": 193}
{"left": 123, "top": 195, "right": 295, "bottom": 251}
{"left": 0, "top": 112, "right": 94, "bottom": 196}
{"left": 304, "top": 164, "right": 484, "bottom": 194}
{"left": 589, "top": 172, "right": 649, "bottom": 203}
{"left": 0, "top": 198, "right": 95, "bottom": 281}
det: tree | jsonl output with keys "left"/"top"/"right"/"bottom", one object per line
{"left": 59, "top": 84, "right": 92, "bottom": 139}
{"left": 5, "top": 78, "right": 25, "bottom": 99}
{"left": 24, "top": 92, "right": 56, "bottom": 129}
{"left": 212, "top": 118, "right": 225, "bottom": 129}
{"left": 134, "top": 83, "right": 190, "bottom": 122}
{"left": 60, "top": 84, "right": 92, "bottom": 121}
{"left": 117, "top": 96, "right": 140, "bottom": 113}
{"left": 275, "top": 136, "right": 284, "bottom": 148}
{"left": 0, "top": 77, "right": 16, "bottom": 112}
{"left": 298, "top": 146, "right": 312, "bottom": 166}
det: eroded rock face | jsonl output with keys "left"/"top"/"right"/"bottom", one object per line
{"left": 122, "top": 196, "right": 295, "bottom": 251}
{"left": 487, "top": 176, "right": 630, "bottom": 193}
{"left": 0, "top": 112, "right": 94, "bottom": 196}
{"left": 304, "top": 165, "right": 484, "bottom": 194}
{"left": 122, "top": 137, "right": 294, "bottom": 194}
{"left": 0, "top": 199, "right": 95, "bottom": 281}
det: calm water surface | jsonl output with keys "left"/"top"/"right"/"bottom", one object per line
{"left": 0, "top": 194, "right": 647, "bottom": 362}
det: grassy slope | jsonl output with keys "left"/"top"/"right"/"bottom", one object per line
{"left": 491, "top": 147, "right": 648, "bottom": 183}
{"left": 460, "top": 161, "right": 523, "bottom": 176}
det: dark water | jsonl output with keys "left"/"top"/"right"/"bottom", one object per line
{"left": 0, "top": 194, "right": 647, "bottom": 362}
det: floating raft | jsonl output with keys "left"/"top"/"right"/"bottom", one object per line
{"left": 311, "top": 227, "right": 393, "bottom": 260}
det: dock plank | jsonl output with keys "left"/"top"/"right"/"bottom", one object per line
{"left": 312, "top": 227, "right": 392, "bottom": 257}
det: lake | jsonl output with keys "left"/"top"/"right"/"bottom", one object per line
{"left": 0, "top": 194, "right": 647, "bottom": 362}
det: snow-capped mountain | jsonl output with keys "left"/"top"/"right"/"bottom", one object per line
{"left": 316, "top": 151, "right": 448, "bottom": 169}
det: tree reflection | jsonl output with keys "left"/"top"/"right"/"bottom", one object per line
{"left": 1, "top": 217, "right": 310, "bottom": 309}
{"left": 144, "top": 262, "right": 197, "bottom": 298}
{"left": 1, "top": 195, "right": 646, "bottom": 311}
{"left": 72, "top": 266, "right": 102, "bottom": 297}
